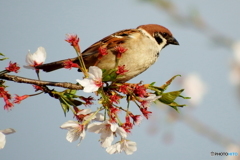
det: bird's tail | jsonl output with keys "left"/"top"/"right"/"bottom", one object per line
{"left": 36, "top": 57, "right": 78, "bottom": 72}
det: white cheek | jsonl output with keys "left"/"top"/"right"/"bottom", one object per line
{"left": 157, "top": 34, "right": 167, "bottom": 51}
{"left": 138, "top": 28, "right": 167, "bottom": 52}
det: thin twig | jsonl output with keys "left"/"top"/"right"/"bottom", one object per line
{"left": 0, "top": 73, "right": 83, "bottom": 90}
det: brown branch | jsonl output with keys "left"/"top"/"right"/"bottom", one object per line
{"left": 0, "top": 73, "right": 83, "bottom": 90}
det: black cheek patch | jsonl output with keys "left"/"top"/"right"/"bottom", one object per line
{"left": 154, "top": 34, "right": 163, "bottom": 44}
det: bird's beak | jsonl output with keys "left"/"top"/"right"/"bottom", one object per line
{"left": 167, "top": 37, "right": 179, "bottom": 45}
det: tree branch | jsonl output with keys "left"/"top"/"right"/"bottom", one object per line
{"left": 0, "top": 73, "right": 83, "bottom": 90}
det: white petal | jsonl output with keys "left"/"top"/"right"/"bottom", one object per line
{"left": 34, "top": 47, "right": 46, "bottom": 64}
{"left": 88, "top": 72, "right": 96, "bottom": 79}
{"left": 60, "top": 120, "right": 78, "bottom": 129}
{"left": 89, "top": 66, "right": 102, "bottom": 79}
{"left": 106, "top": 143, "right": 121, "bottom": 154}
{"left": 77, "top": 130, "right": 86, "bottom": 146}
{"left": 94, "top": 113, "right": 104, "bottom": 121}
{"left": 77, "top": 79, "right": 99, "bottom": 93}
{"left": 76, "top": 79, "right": 91, "bottom": 87}
{"left": 66, "top": 129, "right": 80, "bottom": 142}
{"left": 25, "top": 52, "right": 35, "bottom": 65}
{"left": 0, "top": 128, "right": 16, "bottom": 135}
{"left": 83, "top": 84, "right": 99, "bottom": 93}
{"left": 25, "top": 47, "right": 46, "bottom": 66}
{"left": 106, "top": 145, "right": 117, "bottom": 154}
{"left": 83, "top": 113, "right": 96, "bottom": 122}
{"left": 142, "top": 94, "right": 161, "bottom": 102}
{"left": 106, "top": 143, "right": 122, "bottom": 154}
{"left": 77, "top": 109, "right": 92, "bottom": 115}
{"left": 123, "top": 141, "right": 137, "bottom": 155}
{"left": 110, "top": 123, "right": 118, "bottom": 132}
{"left": 101, "top": 131, "right": 114, "bottom": 148}
{"left": 0, "top": 132, "right": 6, "bottom": 149}
{"left": 116, "top": 127, "right": 127, "bottom": 139}
{"left": 87, "top": 122, "right": 102, "bottom": 133}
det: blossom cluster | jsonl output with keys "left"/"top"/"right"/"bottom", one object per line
{"left": 59, "top": 65, "right": 163, "bottom": 155}
{"left": 1, "top": 46, "right": 47, "bottom": 110}
{"left": 0, "top": 34, "right": 188, "bottom": 154}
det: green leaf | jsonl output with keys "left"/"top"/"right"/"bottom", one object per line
{"left": 169, "top": 102, "right": 186, "bottom": 112}
{"left": 159, "top": 75, "right": 181, "bottom": 90}
{"left": 0, "top": 53, "right": 8, "bottom": 61}
{"left": 59, "top": 97, "right": 70, "bottom": 116}
{"left": 159, "top": 89, "right": 184, "bottom": 104}
{"left": 149, "top": 82, "right": 156, "bottom": 86}
{"left": 158, "top": 89, "right": 188, "bottom": 112}
{"left": 178, "top": 95, "right": 191, "bottom": 99}
{"left": 65, "top": 89, "right": 77, "bottom": 95}
{"left": 63, "top": 89, "right": 78, "bottom": 98}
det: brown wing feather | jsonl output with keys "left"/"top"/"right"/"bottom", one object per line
{"left": 79, "top": 29, "right": 138, "bottom": 68}
{"left": 82, "top": 29, "right": 138, "bottom": 56}
{"left": 36, "top": 28, "right": 138, "bottom": 72}
{"left": 36, "top": 57, "right": 78, "bottom": 72}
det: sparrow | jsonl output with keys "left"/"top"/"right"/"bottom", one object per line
{"left": 36, "top": 24, "right": 179, "bottom": 82}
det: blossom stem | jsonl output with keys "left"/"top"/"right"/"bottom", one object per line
{"left": 35, "top": 70, "right": 40, "bottom": 80}
{"left": 29, "top": 91, "right": 43, "bottom": 97}
{"left": 115, "top": 113, "right": 122, "bottom": 124}
{"left": 126, "top": 95, "right": 131, "bottom": 112}
{"left": 76, "top": 51, "right": 88, "bottom": 78}
{"left": 132, "top": 98, "right": 142, "bottom": 109}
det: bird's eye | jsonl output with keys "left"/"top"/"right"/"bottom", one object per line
{"left": 162, "top": 32, "right": 168, "bottom": 37}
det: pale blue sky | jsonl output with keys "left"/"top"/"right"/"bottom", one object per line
{"left": 0, "top": 0, "right": 240, "bottom": 160}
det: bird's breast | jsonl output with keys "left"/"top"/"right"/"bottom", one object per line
{"left": 97, "top": 32, "right": 161, "bottom": 82}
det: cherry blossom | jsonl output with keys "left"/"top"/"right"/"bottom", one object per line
{"left": 88, "top": 121, "right": 127, "bottom": 148}
{"left": 181, "top": 73, "right": 206, "bottom": 106}
{"left": 24, "top": 47, "right": 46, "bottom": 69}
{"left": 118, "top": 84, "right": 130, "bottom": 94}
{"left": 109, "top": 94, "right": 121, "bottom": 104}
{"left": 98, "top": 46, "right": 108, "bottom": 59}
{"left": 116, "top": 65, "right": 128, "bottom": 75}
{"left": 13, "top": 94, "right": 29, "bottom": 104}
{"left": 65, "top": 34, "right": 80, "bottom": 53}
{"left": 140, "top": 108, "right": 152, "bottom": 119}
{"left": 115, "top": 45, "right": 128, "bottom": 59}
{"left": 134, "top": 84, "right": 148, "bottom": 98}
{"left": 76, "top": 66, "right": 103, "bottom": 93}
{"left": 0, "top": 87, "right": 14, "bottom": 110}
{"left": 5, "top": 61, "right": 20, "bottom": 73}
{"left": 79, "top": 96, "right": 94, "bottom": 106}
{"left": 63, "top": 59, "right": 79, "bottom": 69}
{"left": 60, "top": 120, "right": 86, "bottom": 145}
{"left": 32, "top": 85, "right": 44, "bottom": 92}
{"left": 129, "top": 114, "right": 143, "bottom": 125}
{"left": 106, "top": 139, "right": 137, "bottom": 155}
{"left": 121, "top": 116, "right": 133, "bottom": 133}
{"left": 0, "top": 128, "right": 16, "bottom": 149}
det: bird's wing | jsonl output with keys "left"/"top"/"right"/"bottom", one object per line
{"left": 82, "top": 29, "right": 138, "bottom": 57}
